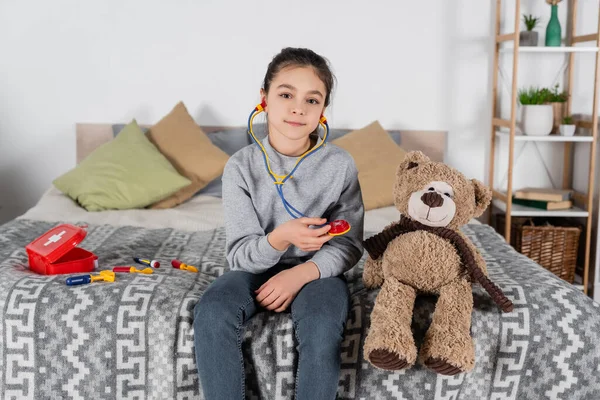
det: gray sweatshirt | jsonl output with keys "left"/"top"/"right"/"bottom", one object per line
{"left": 222, "top": 134, "right": 365, "bottom": 278}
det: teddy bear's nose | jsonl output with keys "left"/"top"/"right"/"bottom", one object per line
{"left": 421, "top": 191, "right": 444, "bottom": 208}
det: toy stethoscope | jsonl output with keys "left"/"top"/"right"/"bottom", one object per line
{"left": 247, "top": 100, "right": 350, "bottom": 236}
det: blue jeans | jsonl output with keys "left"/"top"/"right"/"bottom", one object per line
{"left": 194, "top": 264, "right": 350, "bottom": 400}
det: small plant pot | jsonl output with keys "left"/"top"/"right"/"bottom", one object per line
{"left": 522, "top": 104, "right": 553, "bottom": 136}
{"left": 559, "top": 124, "right": 576, "bottom": 136}
{"left": 519, "top": 31, "right": 538, "bottom": 46}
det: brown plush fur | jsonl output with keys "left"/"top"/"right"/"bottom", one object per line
{"left": 363, "top": 151, "right": 494, "bottom": 375}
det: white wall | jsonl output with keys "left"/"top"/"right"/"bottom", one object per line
{"left": 0, "top": 0, "right": 495, "bottom": 221}
{"left": 0, "top": 0, "right": 597, "bottom": 223}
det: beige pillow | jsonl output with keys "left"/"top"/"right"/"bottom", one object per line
{"left": 147, "top": 102, "right": 230, "bottom": 209}
{"left": 332, "top": 121, "right": 406, "bottom": 210}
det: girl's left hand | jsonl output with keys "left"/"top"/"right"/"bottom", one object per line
{"left": 255, "top": 262, "right": 319, "bottom": 312}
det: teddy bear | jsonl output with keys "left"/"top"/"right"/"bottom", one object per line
{"left": 362, "top": 150, "right": 513, "bottom": 376}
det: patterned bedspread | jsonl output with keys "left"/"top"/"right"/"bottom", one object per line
{"left": 0, "top": 219, "right": 599, "bottom": 400}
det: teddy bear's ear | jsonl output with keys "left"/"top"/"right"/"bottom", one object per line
{"left": 397, "top": 151, "right": 430, "bottom": 174}
{"left": 471, "top": 179, "right": 492, "bottom": 217}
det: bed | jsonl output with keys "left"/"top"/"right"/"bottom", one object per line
{"left": 1, "top": 123, "right": 599, "bottom": 400}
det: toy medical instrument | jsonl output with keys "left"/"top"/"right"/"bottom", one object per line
{"left": 113, "top": 266, "right": 153, "bottom": 274}
{"left": 133, "top": 257, "right": 160, "bottom": 268}
{"left": 171, "top": 259, "right": 198, "bottom": 273}
{"left": 247, "top": 100, "right": 350, "bottom": 236}
{"left": 66, "top": 270, "right": 115, "bottom": 286}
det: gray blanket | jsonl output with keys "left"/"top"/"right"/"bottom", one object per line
{"left": 0, "top": 219, "right": 599, "bottom": 399}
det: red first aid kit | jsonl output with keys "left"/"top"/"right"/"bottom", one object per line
{"left": 25, "top": 224, "right": 98, "bottom": 275}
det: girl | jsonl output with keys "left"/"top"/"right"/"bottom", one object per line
{"left": 194, "top": 47, "right": 364, "bottom": 400}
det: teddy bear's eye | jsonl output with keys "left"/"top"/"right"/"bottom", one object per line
{"left": 407, "top": 162, "right": 418, "bottom": 169}
{"left": 444, "top": 192, "right": 451, "bottom": 197}
{"left": 428, "top": 187, "right": 435, "bottom": 191}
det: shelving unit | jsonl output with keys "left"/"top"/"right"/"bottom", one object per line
{"left": 488, "top": 0, "right": 600, "bottom": 295}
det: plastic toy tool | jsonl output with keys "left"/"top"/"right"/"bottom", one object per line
{"left": 66, "top": 270, "right": 115, "bottom": 286}
{"left": 113, "top": 266, "right": 153, "bottom": 274}
{"left": 327, "top": 219, "right": 351, "bottom": 236}
{"left": 171, "top": 259, "right": 198, "bottom": 273}
{"left": 133, "top": 257, "right": 160, "bottom": 268}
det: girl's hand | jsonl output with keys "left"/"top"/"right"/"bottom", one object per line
{"left": 268, "top": 217, "right": 333, "bottom": 252}
{"left": 255, "top": 262, "right": 320, "bottom": 312}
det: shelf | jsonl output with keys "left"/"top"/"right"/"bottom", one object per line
{"left": 491, "top": 3, "right": 600, "bottom": 296}
{"left": 492, "top": 199, "right": 589, "bottom": 217}
{"left": 495, "top": 130, "right": 594, "bottom": 142}
{"left": 500, "top": 46, "right": 599, "bottom": 53}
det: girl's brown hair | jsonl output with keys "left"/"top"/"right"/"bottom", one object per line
{"left": 262, "top": 47, "right": 335, "bottom": 107}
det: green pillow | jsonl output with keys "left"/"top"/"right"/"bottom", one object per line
{"left": 53, "top": 120, "right": 191, "bottom": 211}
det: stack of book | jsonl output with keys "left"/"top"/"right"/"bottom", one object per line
{"left": 512, "top": 187, "right": 573, "bottom": 210}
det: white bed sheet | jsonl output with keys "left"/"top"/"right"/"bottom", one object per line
{"left": 18, "top": 186, "right": 480, "bottom": 232}
{"left": 18, "top": 187, "right": 224, "bottom": 232}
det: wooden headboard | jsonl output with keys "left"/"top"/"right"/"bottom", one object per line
{"left": 75, "top": 123, "right": 448, "bottom": 164}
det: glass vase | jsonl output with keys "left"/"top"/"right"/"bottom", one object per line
{"left": 545, "top": 5, "right": 561, "bottom": 47}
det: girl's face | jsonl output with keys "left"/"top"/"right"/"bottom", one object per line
{"left": 261, "top": 66, "right": 327, "bottom": 143}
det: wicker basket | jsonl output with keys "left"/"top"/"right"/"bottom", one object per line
{"left": 495, "top": 215, "right": 581, "bottom": 283}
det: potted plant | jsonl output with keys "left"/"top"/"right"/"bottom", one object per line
{"left": 518, "top": 86, "right": 553, "bottom": 136}
{"left": 520, "top": 14, "right": 540, "bottom": 46}
{"left": 560, "top": 116, "right": 576, "bottom": 136}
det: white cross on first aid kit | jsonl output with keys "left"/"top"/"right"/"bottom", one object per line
{"left": 44, "top": 230, "right": 66, "bottom": 246}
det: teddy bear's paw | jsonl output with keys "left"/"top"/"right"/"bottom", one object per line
{"left": 420, "top": 329, "right": 475, "bottom": 374}
{"left": 424, "top": 357, "right": 464, "bottom": 376}
{"left": 368, "top": 349, "right": 409, "bottom": 371}
{"left": 364, "top": 324, "right": 417, "bottom": 370}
